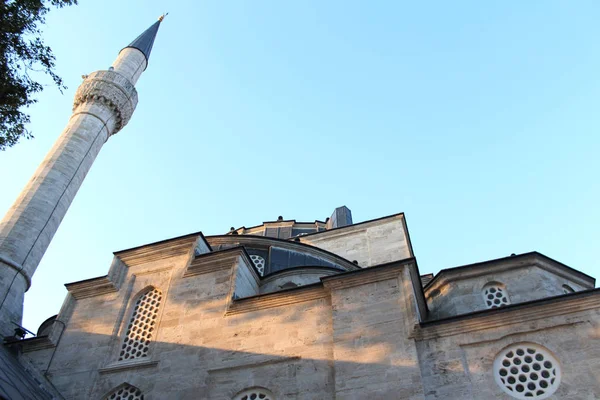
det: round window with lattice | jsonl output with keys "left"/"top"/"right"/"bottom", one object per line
{"left": 233, "top": 388, "right": 274, "bottom": 400}
{"left": 250, "top": 255, "right": 265, "bottom": 276}
{"left": 482, "top": 283, "right": 510, "bottom": 309}
{"left": 493, "top": 343, "right": 561, "bottom": 399}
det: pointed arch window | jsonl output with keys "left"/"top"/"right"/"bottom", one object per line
{"left": 119, "top": 288, "right": 162, "bottom": 361}
{"left": 103, "top": 383, "right": 144, "bottom": 400}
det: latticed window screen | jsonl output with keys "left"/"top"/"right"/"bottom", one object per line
{"left": 493, "top": 343, "right": 561, "bottom": 399}
{"left": 119, "top": 288, "right": 162, "bottom": 361}
{"left": 482, "top": 283, "right": 510, "bottom": 309}
{"left": 250, "top": 255, "right": 266, "bottom": 276}
{"left": 233, "top": 388, "right": 274, "bottom": 400}
{"left": 104, "top": 384, "right": 144, "bottom": 400}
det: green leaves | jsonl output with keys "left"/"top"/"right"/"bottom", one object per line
{"left": 0, "top": 0, "right": 77, "bottom": 150}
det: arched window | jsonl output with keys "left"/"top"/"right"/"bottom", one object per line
{"left": 562, "top": 284, "right": 575, "bottom": 294}
{"left": 482, "top": 282, "right": 510, "bottom": 309}
{"left": 493, "top": 342, "right": 561, "bottom": 399}
{"left": 119, "top": 288, "right": 162, "bottom": 361}
{"left": 233, "top": 387, "right": 275, "bottom": 400}
{"left": 103, "top": 383, "right": 144, "bottom": 400}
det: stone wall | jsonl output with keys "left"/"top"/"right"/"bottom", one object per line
{"left": 324, "top": 264, "right": 425, "bottom": 400}
{"left": 300, "top": 215, "right": 411, "bottom": 267}
{"left": 18, "top": 230, "right": 600, "bottom": 400}
{"left": 415, "top": 301, "right": 600, "bottom": 399}
{"left": 21, "top": 238, "right": 430, "bottom": 399}
{"left": 426, "top": 254, "right": 595, "bottom": 320}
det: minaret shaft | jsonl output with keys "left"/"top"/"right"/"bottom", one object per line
{"left": 0, "top": 102, "right": 115, "bottom": 277}
{"left": 0, "top": 102, "right": 114, "bottom": 336}
{"left": 112, "top": 48, "right": 148, "bottom": 84}
{"left": 0, "top": 17, "right": 161, "bottom": 336}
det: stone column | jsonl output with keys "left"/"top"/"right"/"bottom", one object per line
{"left": 0, "top": 50, "right": 145, "bottom": 337}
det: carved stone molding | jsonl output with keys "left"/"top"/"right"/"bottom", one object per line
{"left": 98, "top": 359, "right": 159, "bottom": 374}
{"left": 321, "top": 259, "right": 414, "bottom": 291}
{"left": 184, "top": 247, "right": 253, "bottom": 278}
{"left": 115, "top": 234, "right": 198, "bottom": 268}
{"left": 73, "top": 70, "right": 138, "bottom": 134}
{"left": 64, "top": 275, "right": 118, "bottom": 299}
{"left": 226, "top": 285, "right": 328, "bottom": 316}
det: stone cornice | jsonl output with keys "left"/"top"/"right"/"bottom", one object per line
{"left": 321, "top": 259, "right": 415, "bottom": 291}
{"left": 4, "top": 335, "right": 55, "bottom": 353}
{"left": 184, "top": 247, "right": 252, "bottom": 278}
{"left": 115, "top": 235, "right": 198, "bottom": 268}
{"left": 64, "top": 275, "right": 118, "bottom": 300}
{"left": 231, "top": 220, "right": 327, "bottom": 234}
{"left": 299, "top": 212, "right": 405, "bottom": 241}
{"left": 226, "top": 285, "right": 328, "bottom": 316}
{"left": 415, "top": 289, "right": 600, "bottom": 341}
{"left": 98, "top": 359, "right": 159, "bottom": 374}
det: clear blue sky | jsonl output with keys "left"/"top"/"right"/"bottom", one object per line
{"left": 1, "top": 1, "right": 599, "bottom": 331}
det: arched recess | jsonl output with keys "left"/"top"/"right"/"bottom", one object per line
{"left": 102, "top": 383, "right": 144, "bottom": 400}
{"left": 233, "top": 387, "right": 275, "bottom": 400}
{"left": 118, "top": 286, "right": 163, "bottom": 361}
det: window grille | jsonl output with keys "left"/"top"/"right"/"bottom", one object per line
{"left": 482, "top": 282, "right": 510, "bottom": 309}
{"left": 493, "top": 343, "right": 561, "bottom": 399}
{"left": 250, "top": 255, "right": 266, "bottom": 276}
{"left": 104, "top": 384, "right": 144, "bottom": 400}
{"left": 233, "top": 388, "right": 274, "bottom": 400}
{"left": 119, "top": 288, "right": 162, "bottom": 361}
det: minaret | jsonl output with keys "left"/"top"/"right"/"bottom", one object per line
{"left": 0, "top": 17, "right": 164, "bottom": 337}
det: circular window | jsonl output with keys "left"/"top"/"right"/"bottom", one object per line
{"left": 493, "top": 343, "right": 561, "bottom": 399}
{"left": 233, "top": 388, "right": 274, "bottom": 400}
{"left": 482, "top": 283, "right": 510, "bottom": 309}
{"left": 249, "top": 255, "right": 265, "bottom": 276}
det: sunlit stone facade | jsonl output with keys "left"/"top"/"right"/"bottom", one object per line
{"left": 10, "top": 208, "right": 600, "bottom": 399}
{"left": 0, "top": 16, "right": 599, "bottom": 400}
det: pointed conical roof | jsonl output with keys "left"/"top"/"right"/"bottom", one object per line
{"left": 121, "top": 17, "right": 164, "bottom": 69}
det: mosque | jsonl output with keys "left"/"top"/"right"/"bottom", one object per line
{"left": 0, "top": 17, "right": 598, "bottom": 400}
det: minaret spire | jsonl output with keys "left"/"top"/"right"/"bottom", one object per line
{"left": 0, "top": 17, "right": 164, "bottom": 337}
{"left": 121, "top": 15, "right": 166, "bottom": 69}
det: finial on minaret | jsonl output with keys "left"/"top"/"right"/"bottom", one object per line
{"left": 158, "top": 12, "right": 168, "bottom": 22}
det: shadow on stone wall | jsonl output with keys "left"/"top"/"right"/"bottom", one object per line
{"left": 35, "top": 328, "right": 424, "bottom": 400}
